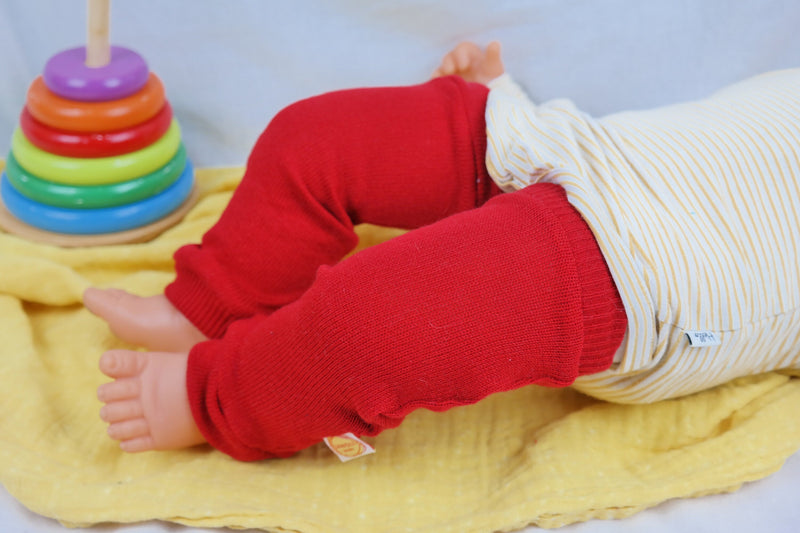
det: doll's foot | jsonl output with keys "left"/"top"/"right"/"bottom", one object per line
{"left": 84, "top": 288, "right": 208, "bottom": 352}
{"left": 97, "top": 350, "right": 207, "bottom": 452}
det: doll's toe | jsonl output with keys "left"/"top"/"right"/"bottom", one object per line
{"left": 100, "top": 399, "right": 144, "bottom": 423}
{"left": 107, "top": 418, "right": 150, "bottom": 441}
{"left": 119, "top": 435, "right": 157, "bottom": 453}
{"left": 99, "top": 350, "right": 148, "bottom": 378}
{"left": 97, "top": 377, "right": 140, "bottom": 402}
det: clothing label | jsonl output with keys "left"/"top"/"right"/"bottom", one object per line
{"left": 323, "top": 433, "right": 375, "bottom": 462}
{"left": 685, "top": 330, "right": 721, "bottom": 347}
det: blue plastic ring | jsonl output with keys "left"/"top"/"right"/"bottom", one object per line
{"left": 0, "top": 159, "right": 194, "bottom": 235}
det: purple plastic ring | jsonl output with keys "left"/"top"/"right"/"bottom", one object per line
{"left": 43, "top": 46, "right": 149, "bottom": 102}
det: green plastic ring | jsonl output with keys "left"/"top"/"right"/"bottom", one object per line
{"left": 11, "top": 120, "right": 181, "bottom": 185}
{"left": 4, "top": 145, "right": 187, "bottom": 209}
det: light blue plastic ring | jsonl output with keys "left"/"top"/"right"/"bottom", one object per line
{"left": 0, "top": 159, "right": 194, "bottom": 235}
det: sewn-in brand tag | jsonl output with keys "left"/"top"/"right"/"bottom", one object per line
{"left": 685, "top": 330, "right": 721, "bottom": 347}
{"left": 323, "top": 433, "right": 375, "bottom": 462}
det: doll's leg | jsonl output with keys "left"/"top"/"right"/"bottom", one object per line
{"left": 86, "top": 76, "right": 496, "bottom": 349}
{"left": 169, "top": 75, "right": 495, "bottom": 337}
{"left": 97, "top": 183, "right": 627, "bottom": 459}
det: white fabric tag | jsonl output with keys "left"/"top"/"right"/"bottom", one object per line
{"left": 685, "top": 330, "right": 721, "bottom": 347}
{"left": 323, "top": 433, "right": 375, "bottom": 462}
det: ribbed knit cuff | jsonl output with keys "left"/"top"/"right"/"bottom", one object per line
{"left": 187, "top": 331, "right": 276, "bottom": 461}
{"left": 165, "top": 245, "right": 250, "bottom": 339}
{"left": 534, "top": 185, "right": 627, "bottom": 375}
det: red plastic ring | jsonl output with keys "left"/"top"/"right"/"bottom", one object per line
{"left": 19, "top": 102, "right": 173, "bottom": 158}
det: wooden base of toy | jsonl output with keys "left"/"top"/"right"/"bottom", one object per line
{"left": 0, "top": 186, "right": 199, "bottom": 247}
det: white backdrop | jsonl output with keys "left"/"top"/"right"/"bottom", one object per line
{"left": 2, "top": 0, "right": 799, "bottom": 168}
{"left": 0, "top": 1, "right": 798, "bottom": 532}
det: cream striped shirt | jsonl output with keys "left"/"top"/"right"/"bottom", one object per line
{"left": 485, "top": 69, "right": 800, "bottom": 403}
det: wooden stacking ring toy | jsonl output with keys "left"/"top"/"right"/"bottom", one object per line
{"left": 11, "top": 120, "right": 181, "bottom": 185}
{"left": 0, "top": 159, "right": 194, "bottom": 235}
{"left": 0, "top": 0, "right": 198, "bottom": 246}
{"left": 19, "top": 102, "right": 173, "bottom": 158}
{"left": 4, "top": 145, "right": 187, "bottom": 209}
{"left": 26, "top": 73, "right": 165, "bottom": 132}
{"left": 43, "top": 46, "right": 149, "bottom": 101}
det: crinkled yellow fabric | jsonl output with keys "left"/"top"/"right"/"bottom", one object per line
{"left": 0, "top": 165, "right": 799, "bottom": 532}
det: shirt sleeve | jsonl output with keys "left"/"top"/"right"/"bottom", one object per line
{"left": 484, "top": 74, "right": 601, "bottom": 192}
{"left": 487, "top": 73, "right": 536, "bottom": 104}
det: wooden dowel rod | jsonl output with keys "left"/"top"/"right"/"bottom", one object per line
{"left": 86, "top": 0, "right": 111, "bottom": 67}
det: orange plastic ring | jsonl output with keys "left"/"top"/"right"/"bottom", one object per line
{"left": 26, "top": 72, "right": 165, "bottom": 132}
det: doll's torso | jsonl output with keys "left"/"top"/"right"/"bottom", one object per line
{"left": 485, "top": 69, "right": 800, "bottom": 402}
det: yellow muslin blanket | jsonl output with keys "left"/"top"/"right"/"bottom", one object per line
{"left": 0, "top": 165, "right": 799, "bottom": 531}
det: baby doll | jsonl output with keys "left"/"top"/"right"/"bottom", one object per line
{"left": 85, "top": 42, "right": 800, "bottom": 461}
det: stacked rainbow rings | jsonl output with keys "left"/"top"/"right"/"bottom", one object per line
{"left": 2, "top": 45, "right": 194, "bottom": 236}
{"left": 19, "top": 102, "right": 173, "bottom": 157}
{"left": 1, "top": 160, "right": 194, "bottom": 234}
{"left": 4, "top": 145, "right": 187, "bottom": 208}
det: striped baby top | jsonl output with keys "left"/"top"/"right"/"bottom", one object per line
{"left": 484, "top": 69, "right": 800, "bottom": 403}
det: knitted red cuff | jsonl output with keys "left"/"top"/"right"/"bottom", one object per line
{"left": 165, "top": 247, "right": 255, "bottom": 339}
{"left": 536, "top": 186, "right": 627, "bottom": 375}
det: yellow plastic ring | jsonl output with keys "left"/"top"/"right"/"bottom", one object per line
{"left": 11, "top": 120, "right": 182, "bottom": 186}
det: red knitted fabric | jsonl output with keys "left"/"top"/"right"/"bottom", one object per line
{"left": 167, "top": 76, "right": 628, "bottom": 460}
{"left": 166, "top": 76, "right": 499, "bottom": 338}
